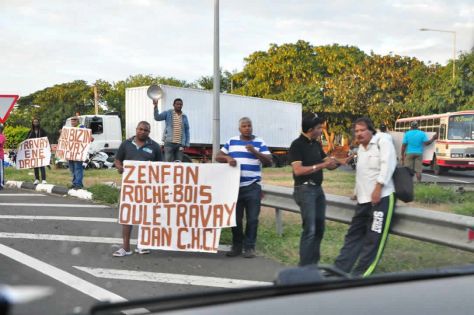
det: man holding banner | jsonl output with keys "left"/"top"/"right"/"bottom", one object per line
{"left": 113, "top": 121, "right": 163, "bottom": 257}
{"left": 69, "top": 117, "right": 85, "bottom": 189}
{"left": 26, "top": 118, "right": 48, "bottom": 184}
{"left": 216, "top": 117, "right": 272, "bottom": 258}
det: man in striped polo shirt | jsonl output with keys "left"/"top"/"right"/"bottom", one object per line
{"left": 217, "top": 117, "right": 272, "bottom": 258}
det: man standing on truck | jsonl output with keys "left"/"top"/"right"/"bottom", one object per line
{"left": 153, "top": 98, "right": 190, "bottom": 162}
{"left": 113, "top": 121, "right": 162, "bottom": 257}
{"left": 401, "top": 121, "right": 436, "bottom": 182}
{"left": 216, "top": 117, "right": 272, "bottom": 258}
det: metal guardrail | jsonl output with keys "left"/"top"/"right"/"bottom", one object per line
{"left": 262, "top": 185, "right": 474, "bottom": 253}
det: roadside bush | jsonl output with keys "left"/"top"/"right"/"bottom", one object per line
{"left": 3, "top": 125, "right": 29, "bottom": 149}
{"left": 89, "top": 184, "right": 120, "bottom": 205}
{"left": 414, "top": 184, "right": 458, "bottom": 204}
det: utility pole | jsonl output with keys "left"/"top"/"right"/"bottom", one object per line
{"left": 93, "top": 85, "right": 99, "bottom": 115}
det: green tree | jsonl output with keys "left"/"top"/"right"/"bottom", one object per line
{"left": 195, "top": 70, "right": 234, "bottom": 92}
{"left": 4, "top": 125, "right": 30, "bottom": 149}
{"left": 326, "top": 53, "right": 423, "bottom": 132}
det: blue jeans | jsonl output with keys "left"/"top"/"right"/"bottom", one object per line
{"left": 68, "top": 160, "right": 84, "bottom": 188}
{"left": 293, "top": 185, "right": 326, "bottom": 266}
{"left": 164, "top": 142, "right": 183, "bottom": 162}
{"left": 232, "top": 182, "right": 262, "bottom": 250}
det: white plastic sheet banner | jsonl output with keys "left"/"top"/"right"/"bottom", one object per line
{"left": 16, "top": 137, "right": 51, "bottom": 169}
{"left": 119, "top": 161, "right": 241, "bottom": 253}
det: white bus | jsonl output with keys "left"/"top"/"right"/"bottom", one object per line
{"left": 394, "top": 110, "right": 474, "bottom": 175}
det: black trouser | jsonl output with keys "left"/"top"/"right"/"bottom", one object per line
{"left": 34, "top": 167, "right": 46, "bottom": 181}
{"left": 232, "top": 182, "right": 262, "bottom": 250}
{"left": 335, "top": 194, "right": 395, "bottom": 276}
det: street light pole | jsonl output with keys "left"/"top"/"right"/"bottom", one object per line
{"left": 419, "top": 28, "right": 456, "bottom": 81}
{"left": 212, "top": 0, "right": 220, "bottom": 162}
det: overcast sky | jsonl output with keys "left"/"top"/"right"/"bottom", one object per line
{"left": 1, "top": 0, "right": 473, "bottom": 96}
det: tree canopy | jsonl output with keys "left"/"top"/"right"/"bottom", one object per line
{"left": 7, "top": 41, "right": 473, "bottom": 145}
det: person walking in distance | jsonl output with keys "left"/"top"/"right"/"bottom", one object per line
{"left": 216, "top": 117, "right": 272, "bottom": 258}
{"left": 401, "top": 121, "right": 436, "bottom": 182}
{"left": 153, "top": 98, "right": 190, "bottom": 162}
{"left": 288, "top": 114, "right": 341, "bottom": 266}
{"left": 27, "top": 118, "right": 48, "bottom": 184}
{"left": 113, "top": 121, "right": 162, "bottom": 257}
{"left": 334, "top": 117, "right": 397, "bottom": 276}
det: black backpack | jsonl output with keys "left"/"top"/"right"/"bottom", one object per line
{"left": 376, "top": 138, "right": 414, "bottom": 202}
{"left": 392, "top": 166, "right": 414, "bottom": 202}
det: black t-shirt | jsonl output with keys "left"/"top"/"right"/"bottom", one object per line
{"left": 288, "top": 134, "right": 327, "bottom": 186}
{"left": 115, "top": 137, "right": 162, "bottom": 162}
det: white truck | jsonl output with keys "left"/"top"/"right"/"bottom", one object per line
{"left": 125, "top": 85, "right": 302, "bottom": 166}
{"left": 63, "top": 113, "right": 122, "bottom": 155}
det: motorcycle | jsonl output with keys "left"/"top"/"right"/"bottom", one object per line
{"left": 348, "top": 147, "right": 358, "bottom": 170}
{"left": 83, "top": 151, "right": 115, "bottom": 169}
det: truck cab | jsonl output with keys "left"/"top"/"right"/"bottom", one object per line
{"left": 64, "top": 113, "right": 122, "bottom": 156}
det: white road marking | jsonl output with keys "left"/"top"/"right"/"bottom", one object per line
{"left": 75, "top": 266, "right": 273, "bottom": 289}
{"left": 423, "top": 173, "right": 439, "bottom": 179}
{"left": 0, "top": 203, "right": 109, "bottom": 208}
{"left": 0, "top": 232, "right": 231, "bottom": 251}
{"left": 448, "top": 178, "right": 470, "bottom": 184}
{"left": 0, "top": 193, "right": 46, "bottom": 196}
{"left": 0, "top": 215, "right": 117, "bottom": 223}
{"left": 0, "top": 243, "right": 126, "bottom": 303}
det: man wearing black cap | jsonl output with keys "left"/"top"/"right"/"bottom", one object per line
{"left": 288, "top": 114, "right": 342, "bottom": 266}
{"left": 401, "top": 121, "right": 437, "bottom": 182}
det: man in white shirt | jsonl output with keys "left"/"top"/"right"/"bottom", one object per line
{"left": 335, "top": 117, "right": 397, "bottom": 277}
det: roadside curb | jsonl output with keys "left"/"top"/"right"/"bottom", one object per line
{"left": 5, "top": 180, "right": 93, "bottom": 200}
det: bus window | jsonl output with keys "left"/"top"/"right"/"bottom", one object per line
{"left": 439, "top": 124, "right": 446, "bottom": 140}
{"left": 448, "top": 114, "right": 474, "bottom": 140}
{"left": 428, "top": 119, "right": 434, "bottom": 131}
{"left": 434, "top": 118, "right": 440, "bottom": 126}
{"left": 420, "top": 119, "right": 427, "bottom": 130}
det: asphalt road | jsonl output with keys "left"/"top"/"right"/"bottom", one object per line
{"left": 420, "top": 169, "right": 474, "bottom": 185}
{"left": 339, "top": 165, "right": 474, "bottom": 185}
{"left": 0, "top": 189, "right": 284, "bottom": 315}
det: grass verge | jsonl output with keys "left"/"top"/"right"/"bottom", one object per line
{"left": 88, "top": 184, "right": 120, "bottom": 205}
{"left": 255, "top": 208, "right": 474, "bottom": 272}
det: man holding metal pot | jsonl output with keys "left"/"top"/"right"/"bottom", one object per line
{"left": 151, "top": 85, "right": 190, "bottom": 162}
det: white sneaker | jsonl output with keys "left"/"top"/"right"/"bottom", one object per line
{"left": 42, "top": 180, "right": 47, "bottom": 184}
{"left": 33, "top": 180, "right": 39, "bottom": 185}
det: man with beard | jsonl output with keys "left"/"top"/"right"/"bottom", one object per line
{"left": 113, "top": 121, "right": 162, "bottom": 257}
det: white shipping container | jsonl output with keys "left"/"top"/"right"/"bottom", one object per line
{"left": 125, "top": 85, "right": 301, "bottom": 149}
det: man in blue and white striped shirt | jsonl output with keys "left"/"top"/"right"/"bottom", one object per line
{"left": 217, "top": 117, "right": 272, "bottom": 258}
